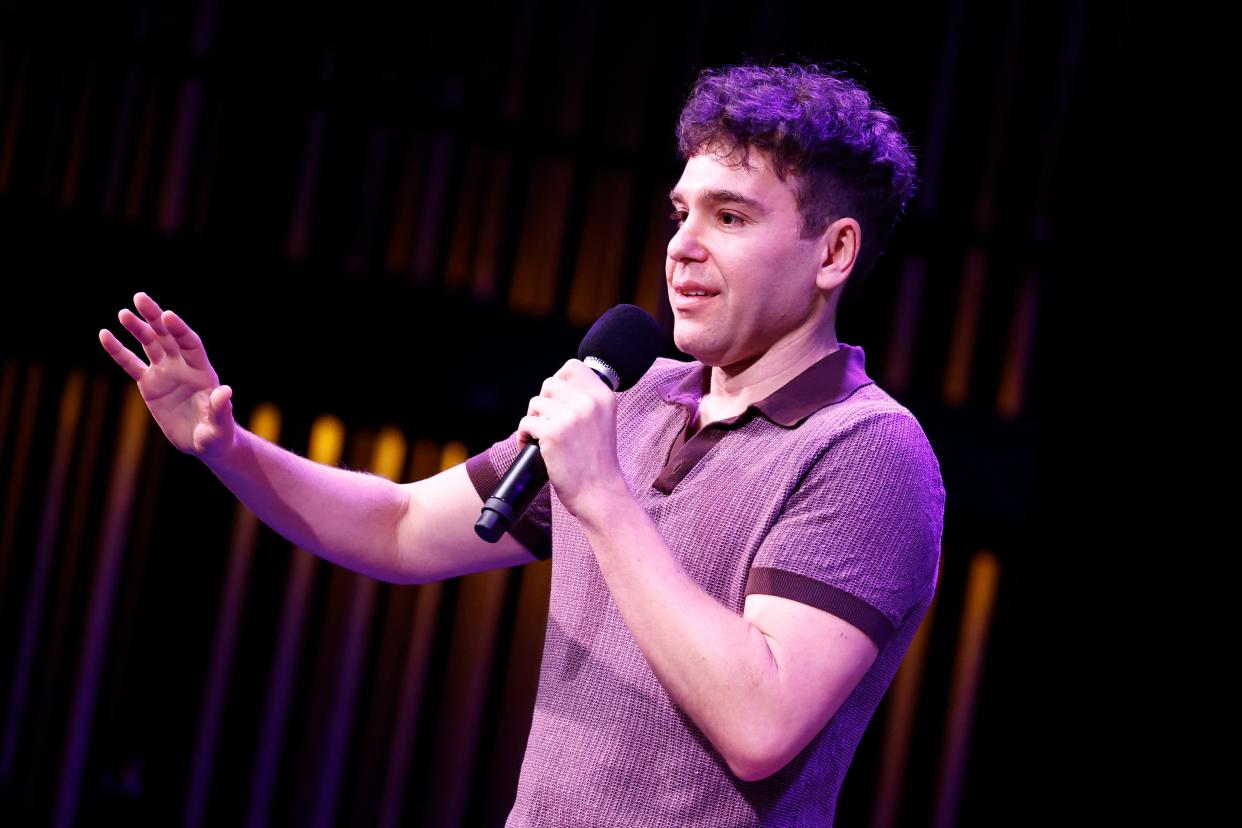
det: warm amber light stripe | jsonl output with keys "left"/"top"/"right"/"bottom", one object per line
{"left": 158, "top": 79, "right": 204, "bottom": 233}
{"left": 182, "top": 403, "right": 281, "bottom": 828}
{"left": 286, "top": 110, "right": 327, "bottom": 262}
{"left": 883, "top": 256, "right": 927, "bottom": 397}
{"left": 59, "top": 66, "right": 95, "bottom": 209}
{"left": 402, "top": 438, "right": 492, "bottom": 827}
{"left": 383, "top": 134, "right": 425, "bottom": 275}
{"left": 54, "top": 385, "right": 149, "bottom": 828}
{"left": 5, "top": 378, "right": 108, "bottom": 790}
{"left": 997, "top": 267, "right": 1036, "bottom": 419}
{"left": 635, "top": 195, "right": 675, "bottom": 337}
{"left": 943, "top": 247, "right": 987, "bottom": 407}
{"left": 932, "top": 551, "right": 1000, "bottom": 828}
{"left": 444, "top": 145, "right": 489, "bottom": 292}
{"left": 0, "top": 363, "right": 42, "bottom": 597}
{"left": 0, "top": 51, "right": 28, "bottom": 193}
{"left": 412, "top": 135, "right": 455, "bottom": 285}
{"left": 307, "top": 426, "right": 408, "bottom": 828}
{"left": 123, "top": 79, "right": 162, "bottom": 224}
{"left": 472, "top": 153, "right": 510, "bottom": 302}
{"left": 509, "top": 158, "right": 573, "bottom": 317}
{"left": 567, "top": 171, "right": 634, "bottom": 326}
{"left": 378, "top": 564, "right": 443, "bottom": 828}
{"left": 440, "top": 440, "right": 468, "bottom": 471}
{"left": 375, "top": 437, "right": 448, "bottom": 828}
{"left": 483, "top": 554, "right": 551, "bottom": 812}
{"left": 425, "top": 563, "right": 508, "bottom": 827}
{"left": 0, "top": 372, "right": 83, "bottom": 783}
{"left": 870, "top": 558, "right": 941, "bottom": 828}
{"left": 245, "top": 414, "right": 344, "bottom": 828}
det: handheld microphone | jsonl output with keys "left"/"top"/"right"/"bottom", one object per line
{"left": 474, "top": 304, "right": 663, "bottom": 542}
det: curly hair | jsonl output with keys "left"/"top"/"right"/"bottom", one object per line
{"left": 675, "top": 63, "right": 918, "bottom": 304}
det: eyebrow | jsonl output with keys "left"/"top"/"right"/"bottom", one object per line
{"left": 668, "top": 188, "right": 769, "bottom": 215}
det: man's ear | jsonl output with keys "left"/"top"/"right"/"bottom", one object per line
{"left": 816, "top": 217, "right": 861, "bottom": 293}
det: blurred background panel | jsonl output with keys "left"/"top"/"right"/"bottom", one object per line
{"left": 0, "top": 0, "right": 1132, "bottom": 825}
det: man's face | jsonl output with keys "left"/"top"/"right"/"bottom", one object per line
{"left": 666, "top": 147, "right": 830, "bottom": 370}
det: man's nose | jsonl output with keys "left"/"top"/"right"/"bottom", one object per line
{"left": 667, "top": 216, "right": 707, "bottom": 262}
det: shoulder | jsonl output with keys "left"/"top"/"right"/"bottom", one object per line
{"left": 801, "top": 384, "right": 944, "bottom": 493}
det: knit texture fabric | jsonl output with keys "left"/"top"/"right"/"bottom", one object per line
{"left": 468, "top": 344, "right": 945, "bottom": 826}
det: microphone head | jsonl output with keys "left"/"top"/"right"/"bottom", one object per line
{"left": 577, "top": 304, "right": 663, "bottom": 392}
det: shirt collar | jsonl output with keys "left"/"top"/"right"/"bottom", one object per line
{"left": 655, "top": 343, "right": 875, "bottom": 428}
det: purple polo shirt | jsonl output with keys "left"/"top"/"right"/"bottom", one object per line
{"left": 467, "top": 343, "right": 945, "bottom": 827}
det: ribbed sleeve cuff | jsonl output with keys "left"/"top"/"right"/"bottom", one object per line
{"left": 465, "top": 448, "right": 553, "bottom": 561}
{"left": 745, "top": 567, "right": 893, "bottom": 648}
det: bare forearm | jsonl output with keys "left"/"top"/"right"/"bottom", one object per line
{"left": 576, "top": 485, "right": 782, "bottom": 778}
{"left": 201, "top": 426, "right": 407, "bottom": 581}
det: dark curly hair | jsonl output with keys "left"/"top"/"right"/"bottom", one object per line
{"left": 676, "top": 63, "right": 918, "bottom": 305}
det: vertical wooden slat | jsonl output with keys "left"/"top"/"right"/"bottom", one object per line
{"left": 509, "top": 158, "right": 573, "bottom": 318}
{"left": 58, "top": 63, "right": 95, "bottom": 210}
{"left": 932, "top": 551, "right": 1000, "bottom": 828}
{"left": 286, "top": 109, "right": 328, "bottom": 263}
{"left": 384, "top": 131, "right": 427, "bottom": 275}
{"left": 306, "top": 427, "right": 407, "bottom": 828}
{"left": 245, "top": 415, "right": 344, "bottom": 828}
{"left": 997, "top": 268, "right": 1036, "bottom": 419}
{"left": 870, "top": 561, "right": 941, "bottom": 828}
{"left": 102, "top": 67, "right": 140, "bottom": 217}
{"left": 883, "top": 257, "right": 928, "bottom": 396}
{"left": 942, "top": 248, "right": 985, "bottom": 407}
{"left": 567, "top": 171, "right": 634, "bottom": 326}
{"left": 182, "top": 403, "right": 282, "bottom": 828}
{"left": 472, "top": 152, "right": 510, "bottom": 302}
{"left": 411, "top": 134, "right": 455, "bottom": 286}
{"left": 123, "top": 76, "right": 165, "bottom": 224}
{"left": 370, "top": 437, "right": 447, "bottom": 828}
{"left": 0, "top": 372, "right": 84, "bottom": 783}
{"left": 346, "top": 126, "right": 392, "bottom": 276}
{"left": 634, "top": 194, "right": 674, "bottom": 336}
{"left": 52, "top": 385, "right": 149, "bottom": 828}
{"left": 481, "top": 555, "right": 551, "bottom": 826}
{"left": 157, "top": 78, "right": 204, "bottom": 234}
{"left": 0, "top": 363, "right": 43, "bottom": 600}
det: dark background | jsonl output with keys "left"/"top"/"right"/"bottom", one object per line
{"left": 0, "top": 0, "right": 1136, "bottom": 825}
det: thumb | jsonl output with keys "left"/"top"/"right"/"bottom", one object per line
{"left": 210, "top": 385, "right": 233, "bottom": 418}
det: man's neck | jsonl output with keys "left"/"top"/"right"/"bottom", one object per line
{"left": 702, "top": 329, "right": 840, "bottom": 422}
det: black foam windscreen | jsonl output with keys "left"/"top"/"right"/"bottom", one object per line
{"left": 576, "top": 304, "right": 664, "bottom": 391}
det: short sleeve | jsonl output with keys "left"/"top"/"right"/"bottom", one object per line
{"left": 745, "top": 411, "right": 945, "bottom": 649}
{"left": 465, "top": 429, "right": 554, "bottom": 560}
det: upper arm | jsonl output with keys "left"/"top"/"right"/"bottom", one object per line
{"left": 735, "top": 593, "right": 879, "bottom": 782}
{"left": 393, "top": 463, "right": 543, "bottom": 584}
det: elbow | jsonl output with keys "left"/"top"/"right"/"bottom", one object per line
{"left": 727, "top": 748, "right": 784, "bottom": 784}
{"left": 724, "top": 728, "right": 792, "bottom": 783}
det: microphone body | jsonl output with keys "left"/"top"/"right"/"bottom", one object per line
{"left": 474, "top": 307, "right": 662, "bottom": 542}
{"left": 474, "top": 358, "right": 619, "bottom": 542}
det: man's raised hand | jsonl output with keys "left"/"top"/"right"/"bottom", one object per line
{"left": 98, "top": 292, "right": 236, "bottom": 459}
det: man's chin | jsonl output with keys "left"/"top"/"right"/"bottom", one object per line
{"left": 673, "top": 334, "right": 722, "bottom": 366}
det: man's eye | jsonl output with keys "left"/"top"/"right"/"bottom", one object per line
{"left": 669, "top": 210, "right": 687, "bottom": 227}
{"left": 720, "top": 212, "right": 743, "bottom": 226}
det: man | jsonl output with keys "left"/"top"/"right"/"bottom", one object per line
{"left": 100, "top": 64, "right": 943, "bottom": 826}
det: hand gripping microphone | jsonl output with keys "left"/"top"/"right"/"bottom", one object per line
{"left": 474, "top": 304, "right": 663, "bottom": 542}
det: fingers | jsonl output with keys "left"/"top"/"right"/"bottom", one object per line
{"left": 162, "top": 309, "right": 210, "bottom": 371}
{"left": 98, "top": 328, "right": 148, "bottom": 382}
{"left": 134, "top": 292, "right": 180, "bottom": 358}
{"left": 118, "top": 308, "right": 167, "bottom": 363}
